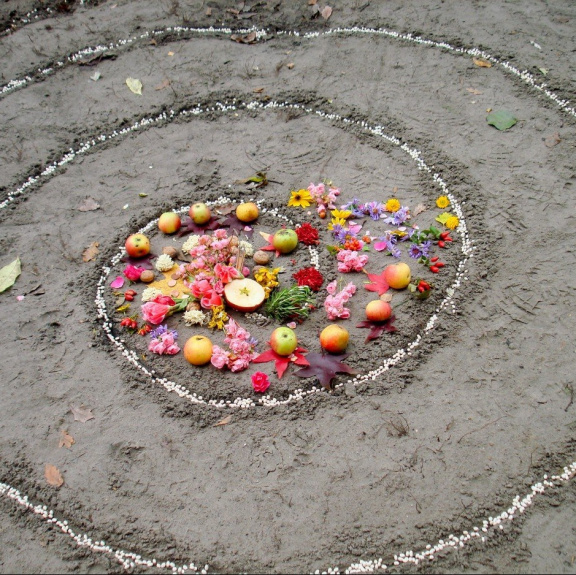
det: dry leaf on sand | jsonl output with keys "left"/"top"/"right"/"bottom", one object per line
{"left": 126, "top": 77, "right": 143, "bottom": 95}
{"left": 45, "top": 464, "right": 64, "bottom": 488}
{"left": 77, "top": 197, "right": 100, "bottom": 211}
{"left": 473, "top": 57, "right": 492, "bottom": 68}
{"left": 213, "top": 415, "right": 232, "bottom": 427}
{"left": 82, "top": 242, "right": 100, "bottom": 262}
{"left": 321, "top": 6, "right": 333, "bottom": 19}
{"left": 70, "top": 404, "right": 95, "bottom": 423}
{"left": 58, "top": 430, "right": 75, "bottom": 449}
{"left": 544, "top": 132, "right": 561, "bottom": 147}
{"left": 155, "top": 79, "right": 170, "bottom": 91}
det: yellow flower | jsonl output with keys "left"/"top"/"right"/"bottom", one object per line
{"left": 208, "top": 305, "right": 228, "bottom": 330}
{"left": 330, "top": 209, "right": 352, "bottom": 220}
{"left": 445, "top": 216, "right": 459, "bottom": 230}
{"left": 288, "top": 189, "right": 313, "bottom": 208}
{"left": 327, "top": 217, "right": 347, "bottom": 230}
{"left": 385, "top": 198, "right": 401, "bottom": 212}
{"left": 436, "top": 195, "right": 450, "bottom": 209}
{"left": 254, "top": 267, "right": 281, "bottom": 298}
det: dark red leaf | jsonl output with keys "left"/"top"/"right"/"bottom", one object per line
{"left": 220, "top": 214, "right": 254, "bottom": 238}
{"left": 177, "top": 216, "right": 221, "bottom": 237}
{"left": 356, "top": 315, "right": 397, "bottom": 343}
{"left": 120, "top": 252, "right": 157, "bottom": 270}
{"left": 294, "top": 352, "right": 357, "bottom": 390}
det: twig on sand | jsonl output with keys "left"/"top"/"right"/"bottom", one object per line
{"left": 456, "top": 416, "right": 506, "bottom": 444}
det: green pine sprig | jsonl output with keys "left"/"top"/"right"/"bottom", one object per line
{"left": 264, "top": 285, "right": 316, "bottom": 323}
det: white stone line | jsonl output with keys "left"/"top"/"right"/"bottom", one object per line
{"left": 0, "top": 25, "right": 574, "bottom": 119}
{"left": 2, "top": 461, "right": 574, "bottom": 574}
{"left": 86, "top": 99, "right": 472, "bottom": 410}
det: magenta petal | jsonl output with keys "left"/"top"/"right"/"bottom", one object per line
{"left": 110, "top": 276, "right": 125, "bottom": 289}
{"left": 373, "top": 241, "right": 388, "bottom": 252}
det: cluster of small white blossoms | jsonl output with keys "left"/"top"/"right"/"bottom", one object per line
{"left": 0, "top": 481, "right": 207, "bottom": 573}
{"left": 2, "top": 462, "right": 575, "bottom": 574}
{"left": 1, "top": 25, "right": 574, "bottom": 118}
{"left": 155, "top": 254, "right": 175, "bottom": 272}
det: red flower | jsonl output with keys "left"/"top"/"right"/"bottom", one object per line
{"left": 295, "top": 223, "right": 320, "bottom": 245}
{"left": 292, "top": 267, "right": 324, "bottom": 292}
{"left": 251, "top": 371, "right": 271, "bottom": 393}
{"left": 123, "top": 265, "right": 144, "bottom": 281}
{"left": 141, "top": 301, "right": 172, "bottom": 325}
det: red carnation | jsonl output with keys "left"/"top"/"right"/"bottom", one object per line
{"left": 295, "top": 223, "right": 320, "bottom": 245}
{"left": 292, "top": 267, "right": 324, "bottom": 292}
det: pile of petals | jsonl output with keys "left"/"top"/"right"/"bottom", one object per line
{"left": 211, "top": 318, "right": 258, "bottom": 372}
{"left": 324, "top": 280, "right": 356, "bottom": 320}
{"left": 292, "top": 267, "right": 324, "bottom": 291}
{"left": 148, "top": 325, "right": 180, "bottom": 355}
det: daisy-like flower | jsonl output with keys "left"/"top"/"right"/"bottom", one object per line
{"left": 155, "top": 254, "right": 175, "bottom": 272}
{"left": 183, "top": 309, "right": 207, "bottom": 326}
{"left": 182, "top": 234, "right": 200, "bottom": 252}
{"left": 409, "top": 240, "right": 432, "bottom": 259}
{"left": 330, "top": 208, "right": 352, "bottom": 220}
{"left": 436, "top": 195, "right": 450, "bottom": 209}
{"left": 385, "top": 198, "right": 401, "bottom": 212}
{"left": 328, "top": 217, "right": 347, "bottom": 230}
{"left": 141, "top": 287, "right": 163, "bottom": 302}
{"left": 445, "top": 215, "right": 459, "bottom": 230}
{"left": 288, "top": 189, "right": 313, "bottom": 208}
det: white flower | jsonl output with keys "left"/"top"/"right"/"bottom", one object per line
{"left": 183, "top": 309, "right": 207, "bottom": 326}
{"left": 155, "top": 254, "right": 174, "bottom": 272}
{"left": 141, "top": 287, "right": 162, "bottom": 302}
{"left": 238, "top": 240, "right": 254, "bottom": 257}
{"left": 182, "top": 234, "right": 200, "bottom": 252}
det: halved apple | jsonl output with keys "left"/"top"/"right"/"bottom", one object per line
{"left": 224, "top": 278, "right": 266, "bottom": 313}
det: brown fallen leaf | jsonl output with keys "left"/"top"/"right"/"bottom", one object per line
{"left": 286, "top": 62, "right": 295, "bottom": 70}
{"left": 231, "top": 32, "right": 257, "bottom": 44}
{"left": 253, "top": 87, "right": 265, "bottom": 94}
{"left": 380, "top": 293, "right": 393, "bottom": 302}
{"left": 544, "top": 132, "right": 561, "bottom": 147}
{"left": 308, "top": 0, "right": 317, "bottom": 4}
{"left": 413, "top": 203, "right": 427, "bottom": 217}
{"left": 82, "top": 241, "right": 100, "bottom": 263}
{"left": 473, "top": 57, "right": 492, "bottom": 68}
{"left": 467, "top": 87, "right": 483, "bottom": 95}
{"left": 321, "top": 6, "right": 333, "bottom": 19}
{"left": 155, "top": 79, "right": 171, "bottom": 91}
{"left": 45, "top": 464, "right": 64, "bottom": 488}
{"left": 58, "top": 429, "right": 75, "bottom": 449}
{"left": 77, "top": 197, "right": 100, "bottom": 211}
{"left": 205, "top": 7, "right": 212, "bottom": 16}
{"left": 70, "top": 404, "right": 95, "bottom": 423}
{"left": 149, "top": 38, "right": 157, "bottom": 46}
{"left": 213, "top": 415, "right": 232, "bottom": 427}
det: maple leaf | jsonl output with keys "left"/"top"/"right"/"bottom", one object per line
{"left": 252, "top": 346, "right": 309, "bottom": 379}
{"left": 259, "top": 231, "right": 282, "bottom": 257}
{"left": 58, "top": 429, "right": 75, "bottom": 449}
{"left": 45, "top": 464, "right": 64, "bottom": 488}
{"left": 363, "top": 269, "right": 390, "bottom": 296}
{"left": 120, "top": 252, "right": 157, "bottom": 270}
{"left": 294, "top": 352, "right": 357, "bottom": 390}
{"left": 220, "top": 214, "right": 254, "bottom": 238}
{"left": 177, "top": 215, "right": 221, "bottom": 237}
{"left": 82, "top": 241, "right": 100, "bottom": 262}
{"left": 356, "top": 315, "right": 397, "bottom": 343}
{"left": 70, "top": 404, "right": 95, "bottom": 423}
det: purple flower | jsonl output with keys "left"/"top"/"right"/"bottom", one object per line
{"left": 341, "top": 198, "right": 366, "bottom": 218}
{"left": 409, "top": 240, "right": 432, "bottom": 259}
{"left": 364, "top": 201, "right": 386, "bottom": 220}
{"left": 150, "top": 324, "right": 178, "bottom": 340}
{"left": 385, "top": 206, "right": 411, "bottom": 226}
{"left": 331, "top": 224, "right": 348, "bottom": 243}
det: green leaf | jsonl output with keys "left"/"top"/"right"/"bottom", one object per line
{"left": 435, "top": 212, "right": 452, "bottom": 225}
{"left": 0, "top": 257, "right": 21, "bottom": 293}
{"left": 487, "top": 110, "right": 517, "bottom": 131}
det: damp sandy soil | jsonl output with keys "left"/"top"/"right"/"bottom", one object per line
{"left": 0, "top": 1, "right": 575, "bottom": 573}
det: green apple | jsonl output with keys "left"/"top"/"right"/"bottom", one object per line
{"left": 272, "top": 229, "right": 298, "bottom": 254}
{"left": 269, "top": 326, "right": 298, "bottom": 356}
{"left": 189, "top": 202, "right": 212, "bottom": 225}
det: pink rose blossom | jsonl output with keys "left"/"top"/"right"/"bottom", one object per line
{"left": 214, "top": 263, "right": 242, "bottom": 284}
{"left": 123, "top": 265, "right": 144, "bottom": 281}
{"left": 141, "top": 302, "right": 171, "bottom": 324}
{"left": 336, "top": 250, "right": 369, "bottom": 273}
{"left": 210, "top": 346, "right": 229, "bottom": 369}
{"left": 252, "top": 372, "right": 271, "bottom": 393}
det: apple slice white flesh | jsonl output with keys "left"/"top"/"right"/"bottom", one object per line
{"left": 224, "top": 278, "right": 266, "bottom": 313}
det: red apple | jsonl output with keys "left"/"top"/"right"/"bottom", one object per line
{"left": 189, "top": 202, "right": 212, "bottom": 225}
{"left": 320, "top": 324, "right": 349, "bottom": 354}
{"left": 224, "top": 278, "right": 266, "bottom": 312}
{"left": 158, "top": 212, "right": 182, "bottom": 234}
{"left": 383, "top": 262, "right": 411, "bottom": 290}
{"left": 365, "top": 300, "right": 392, "bottom": 322}
{"left": 125, "top": 233, "right": 150, "bottom": 258}
{"left": 272, "top": 229, "right": 298, "bottom": 254}
{"left": 269, "top": 326, "right": 298, "bottom": 356}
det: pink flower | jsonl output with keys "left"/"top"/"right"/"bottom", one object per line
{"left": 252, "top": 372, "right": 270, "bottom": 393}
{"left": 200, "top": 290, "right": 223, "bottom": 309}
{"left": 213, "top": 229, "right": 228, "bottom": 239}
{"left": 141, "top": 302, "right": 171, "bottom": 324}
{"left": 110, "top": 276, "right": 125, "bottom": 289}
{"left": 154, "top": 295, "right": 175, "bottom": 306}
{"left": 230, "top": 356, "right": 251, "bottom": 373}
{"left": 210, "top": 346, "right": 229, "bottom": 369}
{"left": 336, "top": 250, "right": 369, "bottom": 273}
{"left": 214, "top": 263, "right": 242, "bottom": 284}
{"left": 123, "top": 265, "right": 143, "bottom": 281}
{"left": 190, "top": 279, "right": 212, "bottom": 299}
